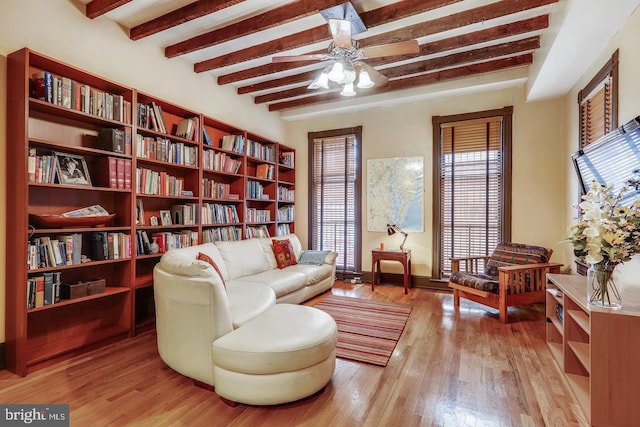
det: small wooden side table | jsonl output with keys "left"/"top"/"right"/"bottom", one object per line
{"left": 371, "top": 249, "right": 412, "bottom": 294}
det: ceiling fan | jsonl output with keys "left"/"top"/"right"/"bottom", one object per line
{"left": 271, "top": 3, "right": 419, "bottom": 96}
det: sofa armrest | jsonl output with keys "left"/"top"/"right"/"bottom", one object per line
{"left": 497, "top": 262, "right": 563, "bottom": 273}
{"left": 324, "top": 251, "right": 338, "bottom": 266}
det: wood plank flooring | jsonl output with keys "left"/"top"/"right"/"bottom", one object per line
{"left": 0, "top": 282, "right": 589, "bottom": 426}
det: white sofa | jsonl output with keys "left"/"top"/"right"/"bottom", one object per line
{"left": 152, "top": 234, "right": 338, "bottom": 404}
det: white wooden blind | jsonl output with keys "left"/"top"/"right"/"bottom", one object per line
{"left": 440, "top": 117, "right": 503, "bottom": 274}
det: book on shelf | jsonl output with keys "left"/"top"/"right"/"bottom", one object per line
{"left": 279, "top": 152, "right": 295, "bottom": 167}
{"left": 175, "top": 117, "right": 198, "bottom": 140}
{"left": 97, "top": 128, "right": 125, "bottom": 154}
{"left": 34, "top": 275, "right": 45, "bottom": 308}
{"left": 202, "top": 127, "right": 212, "bottom": 146}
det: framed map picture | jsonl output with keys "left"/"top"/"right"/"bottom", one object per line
{"left": 367, "top": 156, "right": 424, "bottom": 232}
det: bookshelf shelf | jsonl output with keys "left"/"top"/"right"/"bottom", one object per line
{"left": 6, "top": 47, "right": 296, "bottom": 377}
{"left": 546, "top": 273, "right": 640, "bottom": 425}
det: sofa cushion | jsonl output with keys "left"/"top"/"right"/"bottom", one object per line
{"left": 484, "top": 242, "right": 550, "bottom": 277}
{"left": 450, "top": 271, "right": 499, "bottom": 294}
{"left": 215, "top": 239, "right": 272, "bottom": 280}
{"left": 197, "top": 252, "right": 226, "bottom": 288}
{"left": 262, "top": 234, "right": 303, "bottom": 269}
{"left": 297, "top": 250, "right": 331, "bottom": 266}
{"left": 272, "top": 238, "right": 297, "bottom": 269}
{"left": 286, "top": 263, "right": 333, "bottom": 286}
{"left": 229, "top": 269, "right": 307, "bottom": 298}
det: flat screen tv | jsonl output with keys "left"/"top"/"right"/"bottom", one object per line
{"left": 572, "top": 115, "right": 640, "bottom": 205}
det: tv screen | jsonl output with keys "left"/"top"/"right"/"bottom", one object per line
{"left": 572, "top": 116, "right": 640, "bottom": 205}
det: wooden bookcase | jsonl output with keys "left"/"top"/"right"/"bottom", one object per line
{"left": 5, "top": 48, "right": 296, "bottom": 376}
{"left": 546, "top": 273, "right": 640, "bottom": 426}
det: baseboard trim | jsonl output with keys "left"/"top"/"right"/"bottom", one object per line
{"left": 361, "top": 272, "right": 451, "bottom": 291}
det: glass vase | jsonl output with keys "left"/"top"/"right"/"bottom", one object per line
{"left": 587, "top": 261, "right": 622, "bottom": 309}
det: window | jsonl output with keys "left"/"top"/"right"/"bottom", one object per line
{"left": 432, "top": 107, "right": 513, "bottom": 279}
{"left": 579, "top": 50, "right": 618, "bottom": 148}
{"left": 308, "top": 127, "right": 362, "bottom": 276}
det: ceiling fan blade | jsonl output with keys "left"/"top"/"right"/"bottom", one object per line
{"left": 361, "top": 40, "right": 420, "bottom": 58}
{"left": 329, "top": 18, "right": 352, "bottom": 49}
{"left": 356, "top": 62, "right": 388, "bottom": 87}
{"left": 272, "top": 54, "right": 328, "bottom": 63}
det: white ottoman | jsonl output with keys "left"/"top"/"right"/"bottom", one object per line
{"left": 212, "top": 304, "right": 337, "bottom": 406}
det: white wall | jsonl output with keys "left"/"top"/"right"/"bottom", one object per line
{"left": 0, "top": 0, "right": 285, "bottom": 343}
{"left": 284, "top": 86, "right": 568, "bottom": 278}
{"left": 562, "top": 5, "right": 640, "bottom": 288}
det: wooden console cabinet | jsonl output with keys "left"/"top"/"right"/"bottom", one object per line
{"left": 546, "top": 273, "right": 640, "bottom": 426}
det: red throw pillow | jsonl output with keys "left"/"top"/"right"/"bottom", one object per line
{"left": 272, "top": 239, "right": 297, "bottom": 269}
{"left": 197, "top": 252, "right": 226, "bottom": 289}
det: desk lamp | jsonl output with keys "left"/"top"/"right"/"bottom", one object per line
{"left": 386, "top": 223, "right": 408, "bottom": 252}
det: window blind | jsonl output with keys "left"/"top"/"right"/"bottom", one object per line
{"left": 440, "top": 118, "right": 503, "bottom": 274}
{"left": 580, "top": 77, "right": 612, "bottom": 147}
{"left": 311, "top": 133, "right": 360, "bottom": 273}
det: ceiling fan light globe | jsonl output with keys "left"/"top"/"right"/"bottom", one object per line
{"left": 328, "top": 62, "right": 345, "bottom": 82}
{"left": 316, "top": 71, "right": 330, "bottom": 89}
{"left": 340, "top": 83, "right": 356, "bottom": 97}
{"left": 357, "top": 70, "right": 374, "bottom": 89}
{"left": 341, "top": 69, "right": 356, "bottom": 85}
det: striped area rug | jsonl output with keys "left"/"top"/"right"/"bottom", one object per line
{"left": 312, "top": 295, "right": 412, "bottom": 367}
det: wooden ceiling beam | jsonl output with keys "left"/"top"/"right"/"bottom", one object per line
{"left": 216, "top": 0, "right": 559, "bottom": 76}
{"left": 255, "top": 38, "right": 539, "bottom": 104}
{"left": 268, "top": 54, "right": 533, "bottom": 111}
{"left": 164, "top": 0, "right": 346, "bottom": 57}
{"left": 237, "top": 15, "right": 548, "bottom": 94}
{"left": 130, "top": 0, "right": 245, "bottom": 40}
{"left": 195, "top": 0, "right": 461, "bottom": 72}
{"left": 85, "top": 0, "right": 132, "bottom": 19}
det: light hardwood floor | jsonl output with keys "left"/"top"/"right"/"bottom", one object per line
{"left": 0, "top": 282, "right": 589, "bottom": 426}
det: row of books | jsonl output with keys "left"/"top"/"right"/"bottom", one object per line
{"left": 276, "top": 223, "right": 292, "bottom": 236}
{"left": 90, "top": 232, "right": 132, "bottom": 260}
{"left": 202, "top": 179, "right": 240, "bottom": 200}
{"left": 136, "top": 229, "right": 198, "bottom": 255}
{"left": 135, "top": 135, "right": 198, "bottom": 167}
{"left": 28, "top": 234, "right": 82, "bottom": 270}
{"left": 277, "top": 206, "right": 295, "bottom": 222}
{"left": 245, "top": 225, "right": 270, "bottom": 239}
{"left": 278, "top": 186, "right": 295, "bottom": 202}
{"left": 170, "top": 204, "right": 199, "bottom": 225}
{"left": 27, "top": 149, "right": 57, "bottom": 184}
{"left": 246, "top": 180, "right": 270, "bottom": 200}
{"left": 137, "top": 102, "right": 169, "bottom": 134}
{"left": 136, "top": 167, "right": 185, "bottom": 196}
{"left": 31, "top": 71, "right": 132, "bottom": 124}
{"left": 27, "top": 272, "right": 61, "bottom": 309}
{"left": 221, "top": 134, "right": 245, "bottom": 153}
{"left": 202, "top": 226, "right": 241, "bottom": 242}
{"left": 202, "top": 203, "right": 240, "bottom": 225}
{"left": 279, "top": 152, "right": 295, "bottom": 167}
{"left": 203, "top": 150, "right": 242, "bottom": 174}
{"left": 255, "top": 164, "right": 275, "bottom": 180}
{"left": 247, "top": 139, "right": 276, "bottom": 162}
{"left": 96, "top": 156, "right": 132, "bottom": 190}
{"left": 246, "top": 208, "right": 271, "bottom": 223}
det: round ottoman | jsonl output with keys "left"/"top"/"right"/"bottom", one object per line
{"left": 212, "top": 303, "right": 337, "bottom": 406}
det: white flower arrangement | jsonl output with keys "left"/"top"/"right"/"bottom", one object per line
{"left": 566, "top": 182, "right": 640, "bottom": 265}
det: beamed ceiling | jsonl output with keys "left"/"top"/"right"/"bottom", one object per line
{"left": 78, "top": 0, "right": 638, "bottom": 117}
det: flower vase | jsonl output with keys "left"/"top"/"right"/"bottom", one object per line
{"left": 150, "top": 237, "right": 160, "bottom": 254}
{"left": 587, "top": 262, "right": 622, "bottom": 309}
